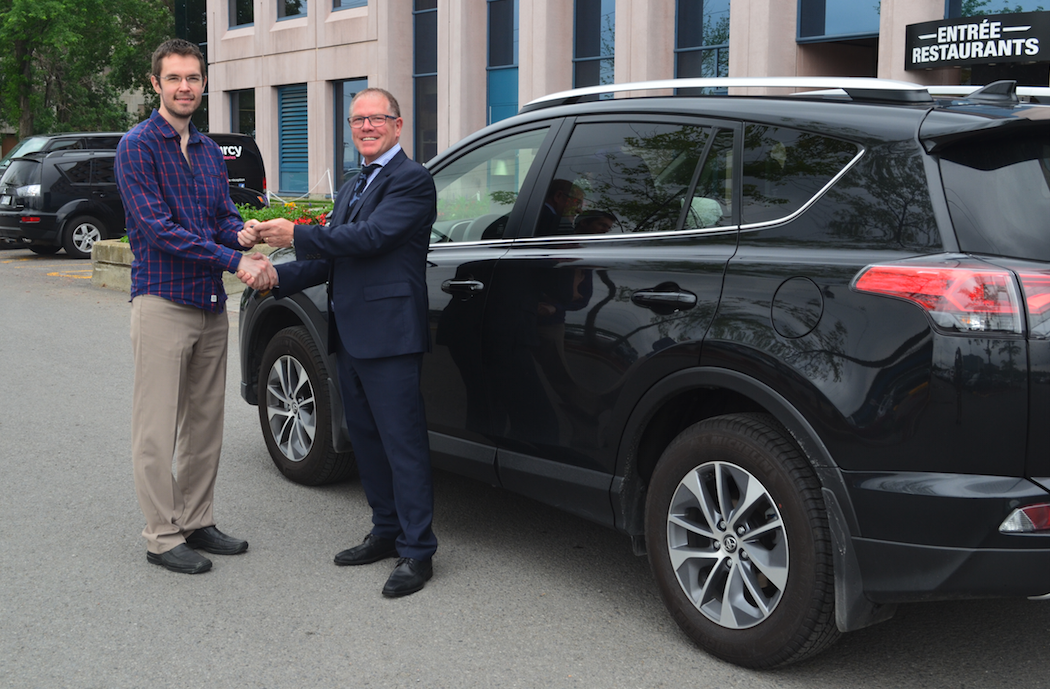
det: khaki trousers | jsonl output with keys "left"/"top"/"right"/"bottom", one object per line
{"left": 130, "top": 295, "right": 228, "bottom": 554}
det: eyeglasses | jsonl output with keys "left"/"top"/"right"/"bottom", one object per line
{"left": 348, "top": 115, "right": 397, "bottom": 129}
{"left": 159, "top": 75, "right": 204, "bottom": 86}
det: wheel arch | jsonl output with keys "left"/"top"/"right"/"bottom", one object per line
{"left": 240, "top": 293, "right": 330, "bottom": 405}
{"left": 613, "top": 366, "right": 895, "bottom": 633}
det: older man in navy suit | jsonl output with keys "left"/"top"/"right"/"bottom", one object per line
{"left": 248, "top": 88, "right": 438, "bottom": 597}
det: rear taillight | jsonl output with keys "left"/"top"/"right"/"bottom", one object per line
{"left": 1000, "top": 504, "right": 1050, "bottom": 533}
{"left": 853, "top": 261, "right": 1023, "bottom": 334}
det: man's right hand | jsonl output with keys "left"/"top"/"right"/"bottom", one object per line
{"left": 236, "top": 252, "right": 277, "bottom": 290}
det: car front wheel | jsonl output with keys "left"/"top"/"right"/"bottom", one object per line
{"left": 257, "top": 326, "right": 357, "bottom": 485}
{"left": 645, "top": 413, "right": 839, "bottom": 668}
{"left": 63, "top": 215, "right": 104, "bottom": 259}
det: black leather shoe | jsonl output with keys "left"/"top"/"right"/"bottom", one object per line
{"left": 382, "top": 557, "right": 433, "bottom": 598}
{"left": 185, "top": 526, "right": 248, "bottom": 555}
{"left": 147, "top": 544, "right": 212, "bottom": 574}
{"left": 334, "top": 534, "right": 398, "bottom": 566}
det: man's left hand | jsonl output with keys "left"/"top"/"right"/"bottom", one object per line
{"left": 257, "top": 218, "right": 295, "bottom": 248}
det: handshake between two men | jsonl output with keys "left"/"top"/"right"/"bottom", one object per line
{"left": 234, "top": 217, "right": 298, "bottom": 291}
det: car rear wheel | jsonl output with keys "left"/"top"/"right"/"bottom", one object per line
{"left": 645, "top": 413, "right": 839, "bottom": 668}
{"left": 257, "top": 326, "right": 357, "bottom": 485}
{"left": 63, "top": 215, "right": 104, "bottom": 259}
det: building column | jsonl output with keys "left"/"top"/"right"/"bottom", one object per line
{"left": 438, "top": 0, "right": 486, "bottom": 151}
{"left": 614, "top": 0, "right": 675, "bottom": 85}
{"left": 728, "top": 0, "right": 799, "bottom": 93}
{"left": 878, "top": 0, "right": 955, "bottom": 84}
{"left": 519, "top": 0, "right": 573, "bottom": 105}
{"left": 377, "top": 0, "right": 416, "bottom": 158}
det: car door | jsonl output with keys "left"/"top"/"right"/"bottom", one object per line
{"left": 485, "top": 116, "right": 741, "bottom": 526}
{"left": 90, "top": 155, "right": 123, "bottom": 231}
{"left": 423, "top": 124, "right": 560, "bottom": 485}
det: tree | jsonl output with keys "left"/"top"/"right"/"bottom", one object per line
{"left": 0, "top": 0, "right": 172, "bottom": 138}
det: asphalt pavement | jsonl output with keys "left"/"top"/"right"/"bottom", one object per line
{"left": 2, "top": 247, "right": 1048, "bottom": 688}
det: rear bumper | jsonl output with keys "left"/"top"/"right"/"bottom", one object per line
{"left": 842, "top": 470, "right": 1050, "bottom": 600}
{"left": 0, "top": 211, "right": 59, "bottom": 244}
{"left": 855, "top": 537, "right": 1050, "bottom": 601}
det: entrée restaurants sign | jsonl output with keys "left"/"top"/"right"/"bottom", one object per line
{"left": 905, "top": 11, "right": 1049, "bottom": 70}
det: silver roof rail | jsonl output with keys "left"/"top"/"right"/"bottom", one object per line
{"left": 521, "top": 77, "right": 935, "bottom": 112}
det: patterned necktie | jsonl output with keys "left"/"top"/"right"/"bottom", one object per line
{"left": 346, "top": 163, "right": 379, "bottom": 214}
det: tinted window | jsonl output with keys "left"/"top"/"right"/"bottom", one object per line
{"left": 687, "top": 128, "right": 734, "bottom": 229}
{"left": 93, "top": 157, "right": 117, "bottom": 185}
{"left": 940, "top": 135, "right": 1050, "bottom": 262}
{"left": 431, "top": 127, "right": 549, "bottom": 243}
{"left": 57, "top": 159, "right": 93, "bottom": 185}
{"left": 740, "top": 125, "right": 859, "bottom": 225}
{"left": 83, "top": 136, "right": 121, "bottom": 149}
{"left": 542, "top": 121, "right": 709, "bottom": 235}
{"left": 0, "top": 159, "right": 41, "bottom": 187}
{"left": 46, "top": 138, "right": 82, "bottom": 153}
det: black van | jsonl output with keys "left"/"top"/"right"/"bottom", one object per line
{"left": 204, "top": 132, "right": 268, "bottom": 209}
{"left": 0, "top": 132, "right": 268, "bottom": 258}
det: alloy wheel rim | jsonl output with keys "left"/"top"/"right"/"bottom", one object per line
{"left": 72, "top": 222, "right": 101, "bottom": 253}
{"left": 666, "top": 460, "right": 788, "bottom": 629}
{"left": 265, "top": 354, "right": 317, "bottom": 461}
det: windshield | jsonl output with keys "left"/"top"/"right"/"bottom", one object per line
{"left": 940, "top": 133, "right": 1050, "bottom": 262}
{"left": 0, "top": 136, "right": 49, "bottom": 171}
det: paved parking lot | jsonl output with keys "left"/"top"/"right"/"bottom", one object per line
{"left": 2, "top": 246, "right": 1048, "bottom": 688}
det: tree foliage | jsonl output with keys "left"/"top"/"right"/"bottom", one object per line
{"left": 0, "top": 0, "right": 172, "bottom": 138}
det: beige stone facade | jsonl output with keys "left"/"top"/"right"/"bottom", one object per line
{"left": 203, "top": 0, "right": 1024, "bottom": 198}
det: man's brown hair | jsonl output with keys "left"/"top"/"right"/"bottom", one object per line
{"left": 151, "top": 38, "right": 206, "bottom": 79}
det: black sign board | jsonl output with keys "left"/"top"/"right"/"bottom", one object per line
{"left": 906, "top": 11, "right": 1050, "bottom": 70}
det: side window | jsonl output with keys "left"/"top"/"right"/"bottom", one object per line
{"left": 47, "top": 139, "right": 81, "bottom": 153}
{"left": 685, "top": 128, "right": 734, "bottom": 229}
{"left": 431, "top": 127, "right": 550, "bottom": 243}
{"left": 57, "top": 159, "right": 93, "bottom": 185}
{"left": 540, "top": 121, "right": 708, "bottom": 236}
{"left": 740, "top": 124, "right": 859, "bottom": 225}
{"left": 92, "top": 157, "right": 117, "bottom": 185}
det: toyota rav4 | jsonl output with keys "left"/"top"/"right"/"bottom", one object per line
{"left": 238, "top": 78, "right": 1050, "bottom": 668}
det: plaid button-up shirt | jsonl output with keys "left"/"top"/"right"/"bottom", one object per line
{"left": 115, "top": 110, "right": 244, "bottom": 312}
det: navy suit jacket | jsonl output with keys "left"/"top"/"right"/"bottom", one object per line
{"left": 275, "top": 149, "right": 437, "bottom": 359}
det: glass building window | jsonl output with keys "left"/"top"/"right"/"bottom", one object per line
{"left": 798, "top": 0, "right": 880, "bottom": 41}
{"left": 948, "top": 0, "right": 1046, "bottom": 16}
{"left": 175, "top": 0, "right": 209, "bottom": 131}
{"left": 230, "top": 89, "right": 255, "bottom": 137}
{"left": 229, "top": 0, "right": 253, "bottom": 26}
{"left": 675, "top": 0, "right": 729, "bottom": 92}
{"left": 488, "top": 0, "right": 519, "bottom": 124}
{"left": 573, "top": 0, "right": 615, "bottom": 89}
{"left": 334, "top": 78, "right": 368, "bottom": 187}
{"left": 333, "top": 0, "right": 367, "bottom": 9}
{"left": 278, "top": 0, "right": 306, "bottom": 20}
{"left": 414, "top": 0, "right": 438, "bottom": 163}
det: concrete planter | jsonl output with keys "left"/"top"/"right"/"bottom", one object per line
{"left": 91, "top": 238, "right": 271, "bottom": 295}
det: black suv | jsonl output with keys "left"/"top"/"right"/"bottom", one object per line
{"left": 238, "top": 78, "right": 1050, "bottom": 668}
{"left": 0, "top": 149, "right": 124, "bottom": 258}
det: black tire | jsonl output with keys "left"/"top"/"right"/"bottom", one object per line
{"left": 645, "top": 413, "right": 839, "bottom": 669}
{"left": 28, "top": 244, "right": 61, "bottom": 255}
{"left": 62, "top": 215, "right": 105, "bottom": 259}
{"left": 257, "top": 326, "right": 357, "bottom": 485}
